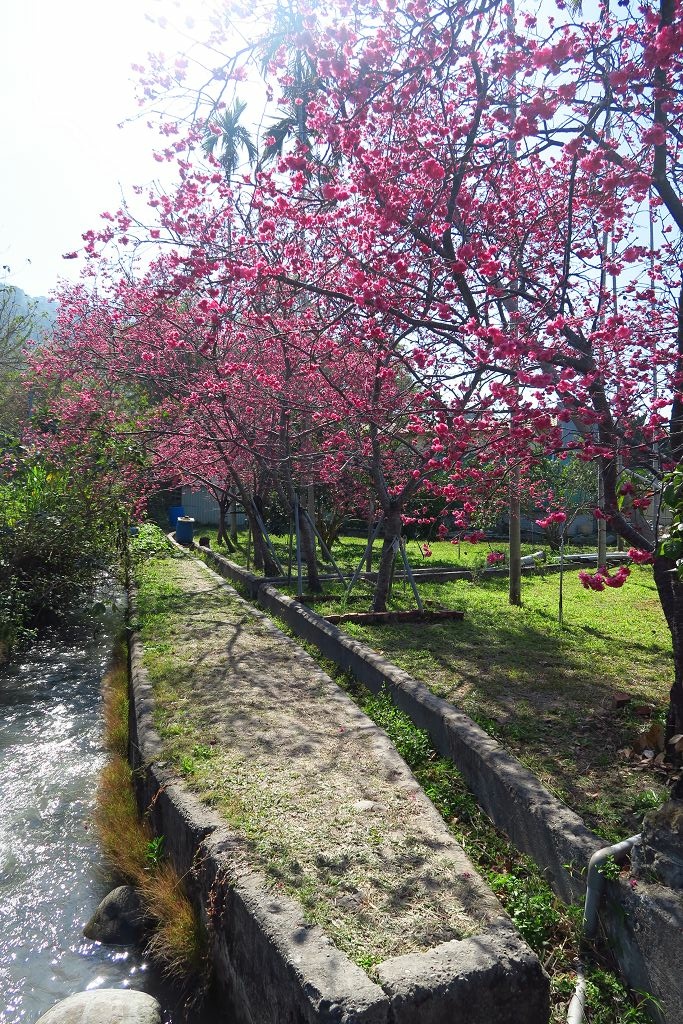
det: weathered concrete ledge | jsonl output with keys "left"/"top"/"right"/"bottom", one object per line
{"left": 242, "top": 561, "right": 595, "bottom": 590}
{"left": 197, "top": 545, "right": 681, "bottom": 1023}
{"left": 128, "top": 555, "right": 550, "bottom": 1024}
{"left": 197, "top": 545, "right": 599, "bottom": 903}
{"left": 128, "top": 619, "right": 390, "bottom": 1024}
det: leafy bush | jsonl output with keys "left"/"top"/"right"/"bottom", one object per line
{"left": 0, "top": 458, "right": 126, "bottom": 651}
{"left": 129, "top": 522, "right": 172, "bottom": 562}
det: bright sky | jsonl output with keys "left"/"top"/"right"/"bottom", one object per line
{"left": 0, "top": 0, "right": 232, "bottom": 299}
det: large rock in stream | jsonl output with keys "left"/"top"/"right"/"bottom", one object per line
{"left": 35, "top": 989, "right": 161, "bottom": 1023}
{"left": 83, "top": 886, "right": 144, "bottom": 945}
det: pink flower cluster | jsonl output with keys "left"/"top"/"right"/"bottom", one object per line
{"left": 421, "top": 543, "right": 433, "bottom": 558}
{"left": 463, "top": 530, "right": 487, "bottom": 543}
{"left": 486, "top": 551, "right": 505, "bottom": 565}
{"left": 628, "top": 547, "right": 654, "bottom": 564}
{"left": 578, "top": 565, "right": 631, "bottom": 591}
{"left": 536, "top": 511, "right": 567, "bottom": 529}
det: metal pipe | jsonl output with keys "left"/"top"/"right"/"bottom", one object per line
{"left": 567, "top": 832, "right": 641, "bottom": 1023}
{"left": 583, "top": 834, "right": 641, "bottom": 941}
{"left": 567, "top": 960, "right": 587, "bottom": 1024}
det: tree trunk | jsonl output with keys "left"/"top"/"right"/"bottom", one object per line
{"left": 229, "top": 500, "right": 238, "bottom": 541}
{"left": 373, "top": 508, "right": 401, "bottom": 612}
{"left": 245, "top": 507, "right": 280, "bottom": 577}
{"left": 366, "top": 501, "right": 375, "bottom": 573}
{"left": 307, "top": 483, "right": 316, "bottom": 535}
{"left": 597, "top": 462, "right": 607, "bottom": 566}
{"left": 299, "top": 506, "right": 322, "bottom": 592}
{"left": 509, "top": 468, "right": 522, "bottom": 606}
{"left": 653, "top": 555, "right": 683, "bottom": 757}
{"left": 216, "top": 497, "right": 235, "bottom": 552}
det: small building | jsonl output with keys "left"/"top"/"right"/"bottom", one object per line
{"left": 180, "top": 486, "right": 247, "bottom": 528}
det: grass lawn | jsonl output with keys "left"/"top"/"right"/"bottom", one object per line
{"left": 195, "top": 524, "right": 599, "bottom": 574}
{"left": 200, "top": 529, "right": 672, "bottom": 841}
{"left": 340, "top": 568, "right": 671, "bottom": 841}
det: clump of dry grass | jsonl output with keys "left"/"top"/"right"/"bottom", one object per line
{"left": 101, "top": 640, "right": 129, "bottom": 758}
{"left": 141, "top": 863, "right": 208, "bottom": 978}
{"left": 95, "top": 635, "right": 210, "bottom": 988}
{"left": 95, "top": 753, "right": 152, "bottom": 882}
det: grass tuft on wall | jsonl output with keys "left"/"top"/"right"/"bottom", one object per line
{"left": 95, "top": 632, "right": 210, "bottom": 990}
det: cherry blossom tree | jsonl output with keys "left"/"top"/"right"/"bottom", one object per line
{"left": 37, "top": 0, "right": 683, "bottom": 741}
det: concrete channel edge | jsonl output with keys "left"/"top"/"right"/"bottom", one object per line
{"left": 196, "top": 545, "right": 683, "bottom": 1022}
{"left": 127, "top": 562, "right": 550, "bottom": 1024}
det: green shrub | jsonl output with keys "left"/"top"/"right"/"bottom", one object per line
{"left": 0, "top": 458, "right": 126, "bottom": 650}
{"left": 130, "top": 522, "right": 173, "bottom": 562}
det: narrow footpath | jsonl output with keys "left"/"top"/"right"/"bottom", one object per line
{"left": 134, "top": 547, "right": 506, "bottom": 968}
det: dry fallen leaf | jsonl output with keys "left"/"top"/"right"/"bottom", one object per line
{"left": 668, "top": 733, "right": 683, "bottom": 753}
{"left": 634, "top": 722, "right": 666, "bottom": 754}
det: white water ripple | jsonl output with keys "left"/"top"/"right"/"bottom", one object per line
{"left": 0, "top": 609, "right": 173, "bottom": 1024}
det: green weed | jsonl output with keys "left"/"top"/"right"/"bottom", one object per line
{"left": 145, "top": 835, "right": 166, "bottom": 869}
{"left": 597, "top": 856, "right": 622, "bottom": 882}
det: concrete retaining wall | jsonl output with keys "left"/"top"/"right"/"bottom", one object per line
{"left": 196, "top": 546, "right": 682, "bottom": 1023}
{"left": 128, "top": 627, "right": 390, "bottom": 1024}
{"left": 127, "top": 576, "right": 550, "bottom": 1024}
{"left": 197, "top": 546, "right": 599, "bottom": 904}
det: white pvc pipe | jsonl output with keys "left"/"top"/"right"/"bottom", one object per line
{"left": 567, "top": 833, "right": 641, "bottom": 1023}
{"left": 567, "top": 960, "right": 587, "bottom": 1024}
{"left": 583, "top": 834, "right": 641, "bottom": 941}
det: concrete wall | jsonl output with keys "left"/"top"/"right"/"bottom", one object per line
{"left": 128, "top": 623, "right": 391, "bottom": 1024}
{"left": 180, "top": 487, "right": 247, "bottom": 528}
{"left": 196, "top": 545, "right": 683, "bottom": 1023}
{"left": 127, "top": 575, "right": 550, "bottom": 1024}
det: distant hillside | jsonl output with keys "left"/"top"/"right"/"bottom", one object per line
{"left": 0, "top": 285, "right": 56, "bottom": 359}
{"left": 0, "top": 286, "right": 57, "bottom": 379}
{"left": 1, "top": 285, "right": 57, "bottom": 332}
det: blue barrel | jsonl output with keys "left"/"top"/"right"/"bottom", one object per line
{"left": 168, "top": 505, "right": 185, "bottom": 527}
{"left": 175, "top": 516, "right": 195, "bottom": 545}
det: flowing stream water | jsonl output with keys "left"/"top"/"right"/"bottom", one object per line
{"left": 0, "top": 599, "right": 217, "bottom": 1024}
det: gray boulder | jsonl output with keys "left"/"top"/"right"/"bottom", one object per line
{"left": 35, "top": 989, "right": 161, "bottom": 1024}
{"left": 83, "top": 886, "right": 144, "bottom": 945}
